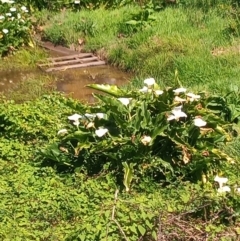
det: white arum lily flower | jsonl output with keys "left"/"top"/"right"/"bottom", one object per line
{"left": 174, "top": 96, "right": 186, "bottom": 102}
{"left": 57, "top": 129, "right": 68, "bottom": 135}
{"left": 167, "top": 106, "right": 187, "bottom": 121}
{"left": 10, "top": 7, "right": 16, "bottom": 11}
{"left": 75, "top": 0, "right": 80, "bottom": 3}
{"left": 218, "top": 186, "right": 231, "bottom": 193}
{"left": 141, "top": 136, "right": 152, "bottom": 145}
{"left": 0, "top": 16, "right": 5, "bottom": 20}
{"left": 214, "top": 175, "right": 228, "bottom": 189}
{"left": 84, "top": 113, "right": 96, "bottom": 119}
{"left": 96, "top": 113, "right": 105, "bottom": 119}
{"left": 95, "top": 128, "right": 108, "bottom": 137}
{"left": 68, "top": 113, "right": 82, "bottom": 126}
{"left": 144, "top": 78, "right": 155, "bottom": 87}
{"left": 68, "top": 113, "right": 82, "bottom": 121}
{"left": 139, "top": 86, "right": 148, "bottom": 93}
{"left": 194, "top": 117, "right": 207, "bottom": 127}
{"left": 187, "top": 93, "right": 201, "bottom": 102}
{"left": 21, "top": 6, "right": 27, "bottom": 11}
{"left": 2, "top": 29, "right": 8, "bottom": 34}
{"left": 118, "top": 98, "right": 131, "bottom": 106}
{"left": 237, "top": 187, "right": 240, "bottom": 193}
{"left": 173, "top": 87, "right": 187, "bottom": 94}
{"left": 6, "top": 13, "right": 11, "bottom": 16}
{"left": 155, "top": 90, "right": 163, "bottom": 96}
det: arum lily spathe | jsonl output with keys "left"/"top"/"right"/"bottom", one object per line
{"left": 174, "top": 96, "right": 186, "bottom": 103}
{"left": 139, "top": 86, "right": 148, "bottom": 93}
{"left": 68, "top": 113, "right": 82, "bottom": 121}
{"left": 95, "top": 128, "right": 108, "bottom": 137}
{"left": 118, "top": 98, "right": 131, "bottom": 106}
{"left": 217, "top": 186, "right": 231, "bottom": 193}
{"left": 186, "top": 93, "right": 201, "bottom": 102}
{"left": 144, "top": 78, "right": 155, "bottom": 87}
{"left": 173, "top": 87, "right": 187, "bottom": 94}
{"left": 21, "top": 6, "right": 27, "bottom": 11}
{"left": 155, "top": 90, "right": 163, "bottom": 96}
{"left": 96, "top": 113, "right": 105, "bottom": 119}
{"left": 85, "top": 113, "right": 105, "bottom": 119}
{"left": 2, "top": 29, "right": 8, "bottom": 34}
{"left": 141, "top": 136, "right": 152, "bottom": 145}
{"left": 68, "top": 113, "right": 82, "bottom": 127}
{"left": 84, "top": 113, "right": 96, "bottom": 119}
{"left": 214, "top": 175, "right": 228, "bottom": 189}
{"left": 57, "top": 129, "right": 68, "bottom": 135}
{"left": 167, "top": 106, "right": 187, "bottom": 121}
{"left": 194, "top": 117, "right": 207, "bottom": 127}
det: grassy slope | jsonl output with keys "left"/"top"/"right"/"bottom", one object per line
{"left": 41, "top": 5, "right": 240, "bottom": 94}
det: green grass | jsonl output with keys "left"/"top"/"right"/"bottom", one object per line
{"left": 0, "top": 47, "right": 58, "bottom": 102}
{"left": 40, "top": 5, "right": 240, "bottom": 95}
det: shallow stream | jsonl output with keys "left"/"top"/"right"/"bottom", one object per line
{"left": 0, "top": 50, "right": 132, "bottom": 103}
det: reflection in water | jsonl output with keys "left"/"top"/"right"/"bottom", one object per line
{"left": 0, "top": 65, "right": 132, "bottom": 103}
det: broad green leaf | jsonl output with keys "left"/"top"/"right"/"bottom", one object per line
{"left": 138, "top": 225, "right": 146, "bottom": 236}
{"left": 122, "top": 162, "right": 135, "bottom": 192}
{"left": 126, "top": 20, "right": 138, "bottom": 25}
{"left": 87, "top": 84, "right": 125, "bottom": 97}
{"left": 63, "top": 130, "right": 90, "bottom": 142}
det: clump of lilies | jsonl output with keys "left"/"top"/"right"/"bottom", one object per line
{"left": 214, "top": 175, "right": 240, "bottom": 195}
{"left": 52, "top": 77, "right": 236, "bottom": 191}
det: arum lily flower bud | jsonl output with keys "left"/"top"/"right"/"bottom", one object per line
{"left": 57, "top": 129, "right": 68, "bottom": 135}
{"left": 155, "top": 90, "right": 163, "bottom": 96}
{"left": 173, "top": 87, "right": 187, "bottom": 94}
{"left": 141, "top": 136, "right": 152, "bottom": 145}
{"left": 118, "top": 98, "right": 131, "bottom": 106}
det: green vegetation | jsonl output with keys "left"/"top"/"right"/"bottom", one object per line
{"left": 0, "top": 0, "right": 33, "bottom": 56}
{"left": 1, "top": 0, "right": 240, "bottom": 240}
{"left": 39, "top": 2, "right": 240, "bottom": 94}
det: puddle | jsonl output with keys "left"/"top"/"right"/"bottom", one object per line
{"left": 55, "top": 65, "right": 131, "bottom": 103}
{"left": 0, "top": 64, "right": 132, "bottom": 103}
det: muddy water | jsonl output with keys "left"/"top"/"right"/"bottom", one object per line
{"left": 0, "top": 65, "right": 132, "bottom": 103}
{"left": 55, "top": 65, "right": 131, "bottom": 103}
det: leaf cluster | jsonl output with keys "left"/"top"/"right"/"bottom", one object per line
{"left": 39, "top": 80, "right": 240, "bottom": 189}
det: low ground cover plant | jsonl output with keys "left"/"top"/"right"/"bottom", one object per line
{"left": 0, "top": 83, "right": 240, "bottom": 240}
